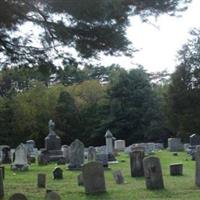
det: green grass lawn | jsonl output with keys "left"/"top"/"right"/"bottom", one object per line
{"left": 2, "top": 150, "right": 200, "bottom": 200}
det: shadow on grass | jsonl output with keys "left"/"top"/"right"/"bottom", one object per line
{"left": 78, "top": 191, "right": 112, "bottom": 200}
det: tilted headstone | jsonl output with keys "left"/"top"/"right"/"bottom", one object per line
{"left": 82, "top": 162, "right": 106, "bottom": 194}
{"left": 170, "top": 163, "right": 183, "bottom": 176}
{"left": 53, "top": 167, "right": 63, "bottom": 179}
{"left": 11, "top": 143, "right": 29, "bottom": 171}
{"left": 62, "top": 145, "right": 70, "bottom": 163}
{"left": 37, "top": 173, "right": 46, "bottom": 188}
{"left": 130, "top": 150, "right": 144, "bottom": 177}
{"left": 88, "top": 146, "right": 96, "bottom": 162}
{"left": 168, "top": 138, "right": 183, "bottom": 152}
{"left": 45, "top": 191, "right": 61, "bottom": 200}
{"left": 114, "top": 140, "right": 126, "bottom": 151}
{"left": 190, "top": 134, "right": 200, "bottom": 146}
{"left": 143, "top": 156, "right": 164, "bottom": 190}
{"left": 0, "top": 168, "right": 4, "bottom": 198}
{"left": 77, "top": 173, "right": 84, "bottom": 186}
{"left": 68, "top": 139, "right": 84, "bottom": 170}
{"left": 195, "top": 145, "right": 200, "bottom": 186}
{"left": 112, "top": 170, "right": 124, "bottom": 184}
{"left": 9, "top": 193, "right": 27, "bottom": 200}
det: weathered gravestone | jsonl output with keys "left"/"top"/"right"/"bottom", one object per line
{"left": 114, "top": 140, "right": 126, "bottom": 151}
{"left": 0, "top": 145, "right": 11, "bottom": 164}
{"left": 37, "top": 173, "right": 46, "bottom": 188}
{"left": 53, "top": 167, "right": 63, "bottom": 179}
{"left": 168, "top": 138, "right": 183, "bottom": 152}
{"left": 0, "top": 168, "right": 4, "bottom": 198}
{"left": 38, "top": 150, "right": 49, "bottom": 165}
{"left": 82, "top": 162, "right": 106, "bottom": 194}
{"left": 88, "top": 146, "right": 96, "bottom": 162}
{"left": 113, "top": 170, "right": 124, "bottom": 184}
{"left": 77, "top": 173, "right": 84, "bottom": 186}
{"left": 190, "top": 134, "right": 200, "bottom": 146}
{"left": 0, "top": 166, "right": 5, "bottom": 180}
{"left": 25, "top": 140, "right": 36, "bottom": 163}
{"left": 195, "top": 145, "right": 200, "bottom": 186}
{"left": 11, "top": 143, "right": 29, "bottom": 171}
{"left": 9, "top": 193, "right": 27, "bottom": 200}
{"left": 62, "top": 145, "right": 70, "bottom": 163}
{"left": 130, "top": 150, "right": 144, "bottom": 177}
{"left": 45, "top": 191, "right": 61, "bottom": 200}
{"left": 143, "top": 156, "right": 164, "bottom": 190}
{"left": 105, "top": 130, "right": 116, "bottom": 161}
{"left": 96, "top": 154, "right": 108, "bottom": 168}
{"left": 68, "top": 139, "right": 84, "bottom": 170}
{"left": 170, "top": 163, "right": 183, "bottom": 176}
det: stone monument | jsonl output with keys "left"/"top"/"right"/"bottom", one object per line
{"left": 105, "top": 130, "right": 116, "bottom": 161}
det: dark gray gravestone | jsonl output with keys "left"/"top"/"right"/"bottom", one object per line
{"left": 77, "top": 173, "right": 84, "bottom": 186}
{"left": 2, "top": 146, "right": 11, "bottom": 164}
{"left": 45, "top": 191, "right": 61, "bottom": 200}
{"left": 9, "top": 193, "right": 27, "bottom": 200}
{"left": 68, "top": 139, "right": 84, "bottom": 170}
{"left": 195, "top": 145, "right": 200, "bottom": 186}
{"left": 37, "top": 173, "right": 46, "bottom": 188}
{"left": 130, "top": 150, "right": 144, "bottom": 177}
{"left": 112, "top": 170, "right": 124, "bottom": 184}
{"left": 143, "top": 156, "right": 164, "bottom": 190}
{"left": 38, "top": 150, "right": 49, "bottom": 165}
{"left": 53, "top": 167, "right": 63, "bottom": 179}
{"left": 0, "top": 166, "right": 5, "bottom": 179}
{"left": 96, "top": 154, "right": 108, "bottom": 168}
{"left": 190, "top": 134, "right": 200, "bottom": 146}
{"left": 170, "top": 163, "right": 183, "bottom": 176}
{"left": 0, "top": 168, "right": 4, "bottom": 198}
{"left": 82, "top": 162, "right": 106, "bottom": 194}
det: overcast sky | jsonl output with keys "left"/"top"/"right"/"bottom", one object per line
{"left": 100, "top": 0, "right": 200, "bottom": 73}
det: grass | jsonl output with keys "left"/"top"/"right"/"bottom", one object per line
{"left": 2, "top": 150, "right": 200, "bottom": 200}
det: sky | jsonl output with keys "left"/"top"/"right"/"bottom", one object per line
{"left": 100, "top": 0, "right": 200, "bottom": 73}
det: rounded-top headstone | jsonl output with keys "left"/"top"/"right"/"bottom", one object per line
{"left": 45, "top": 191, "right": 61, "bottom": 200}
{"left": 9, "top": 193, "right": 27, "bottom": 200}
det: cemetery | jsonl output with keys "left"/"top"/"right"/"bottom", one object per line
{"left": 1, "top": 0, "right": 200, "bottom": 200}
{"left": 0, "top": 120, "right": 200, "bottom": 199}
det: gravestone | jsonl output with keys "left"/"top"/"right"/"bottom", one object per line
{"left": 195, "top": 145, "right": 200, "bottom": 186}
{"left": 9, "top": 193, "right": 27, "bottom": 200}
{"left": 25, "top": 140, "right": 36, "bottom": 163}
{"left": 68, "top": 139, "right": 84, "bottom": 170}
{"left": 113, "top": 170, "right": 124, "bottom": 184}
{"left": 143, "top": 156, "right": 164, "bottom": 190}
{"left": 190, "top": 134, "right": 200, "bottom": 146}
{"left": 11, "top": 143, "right": 29, "bottom": 171}
{"left": 62, "top": 145, "right": 70, "bottom": 163}
{"left": 130, "top": 150, "right": 144, "bottom": 177}
{"left": 44, "top": 120, "right": 64, "bottom": 162}
{"left": 168, "top": 138, "right": 183, "bottom": 152}
{"left": 105, "top": 130, "right": 116, "bottom": 161}
{"left": 0, "top": 145, "right": 11, "bottom": 164}
{"left": 82, "top": 162, "right": 106, "bottom": 194}
{"left": 38, "top": 150, "right": 49, "bottom": 165}
{"left": 88, "top": 146, "right": 96, "bottom": 162}
{"left": 0, "top": 168, "right": 4, "bottom": 198}
{"left": 45, "top": 191, "right": 61, "bottom": 200}
{"left": 170, "top": 163, "right": 183, "bottom": 176}
{"left": 96, "top": 154, "right": 108, "bottom": 168}
{"left": 77, "top": 173, "right": 84, "bottom": 186}
{"left": 37, "top": 173, "right": 46, "bottom": 188}
{"left": 0, "top": 166, "right": 5, "bottom": 180}
{"left": 53, "top": 167, "right": 63, "bottom": 179}
{"left": 114, "top": 140, "right": 126, "bottom": 151}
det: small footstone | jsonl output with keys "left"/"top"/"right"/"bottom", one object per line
{"left": 113, "top": 170, "right": 124, "bottom": 184}
{"left": 45, "top": 191, "right": 61, "bottom": 200}
{"left": 170, "top": 163, "right": 183, "bottom": 176}
{"left": 9, "top": 193, "right": 27, "bottom": 200}
{"left": 37, "top": 173, "right": 46, "bottom": 188}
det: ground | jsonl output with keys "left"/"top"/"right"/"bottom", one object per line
{"left": 3, "top": 151, "right": 200, "bottom": 200}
